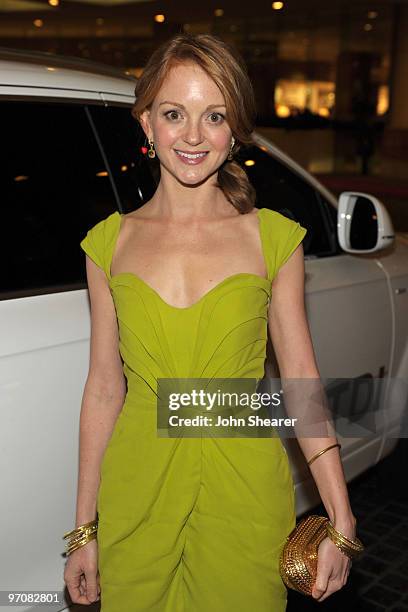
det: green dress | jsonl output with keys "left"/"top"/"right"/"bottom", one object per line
{"left": 80, "top": 207, "right": 307, "bottom": 612}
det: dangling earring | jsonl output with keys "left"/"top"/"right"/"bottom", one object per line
{"left": 147, "top": 138, "right": 156, "bottom": 159}
{"left": 228, "top": 137, "right": 235, "bottom": 161}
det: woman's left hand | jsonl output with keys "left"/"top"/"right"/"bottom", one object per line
{"left": 311, "top": 533, "right": 352, "bottom": 601}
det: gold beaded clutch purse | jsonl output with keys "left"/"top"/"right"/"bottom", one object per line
{"left": 279, "top": 515, "right": 329, "bottom": 596}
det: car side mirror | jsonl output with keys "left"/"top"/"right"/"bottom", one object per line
{"left": 337, "top": 191, "right": 395, "bottom": 253}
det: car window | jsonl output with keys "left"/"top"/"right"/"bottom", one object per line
{"left": 0, "top": 101, "right": 118, "bottom": 298}
{"left": 88, "top": 105, "right": 157, "bottom": 213}
{"left": 236, "top": 144, "right": 335, "bottom": 258}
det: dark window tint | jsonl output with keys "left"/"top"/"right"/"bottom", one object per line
{"left": 0, "top": 101, "right": 118, "bottom": 298}
{"left": 237, "top": 145, "right": 335, "bottom": 257}
{"left": 88, "top": 105, "right": 157, "bottom": 213}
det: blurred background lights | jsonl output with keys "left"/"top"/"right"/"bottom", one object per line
{"left": 276, "top": 105, "right": 290, "bottom": 117}
{"left": 33, "top": 19, "right": 43, "bottom": 27}
{"left": 272, "top": 2, "right": 284, "bottom": 10}
{"left": 154, "top": 14, "right": 165, "bottom": 23}
{"left": 214, "top": 8, "right": 224, "bottom": 17}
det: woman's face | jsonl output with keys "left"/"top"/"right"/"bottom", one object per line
{"left": 140, "top": 62, "right": 233, "bottom": 186}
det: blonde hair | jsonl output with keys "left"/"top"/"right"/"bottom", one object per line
{"left": 131, "top": 33, "right": 257, "bottom": 214}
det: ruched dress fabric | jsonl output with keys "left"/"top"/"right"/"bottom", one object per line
{"left": 80, "top": 207, "right": 307, "bottom": 612}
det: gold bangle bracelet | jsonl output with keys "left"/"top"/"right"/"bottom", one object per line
{"left": 326, "top": 522, "right": 364, "bottom": 558}
{"left": 63, "top": 519, "right": 98, "bottom": 556}
{"left": 66, "top": 532, "right": 98, "bottom": 556}
{"left": 63, "top": 518, "right": 98, "bottom": 540}
{"left": 307, "top": 443, "right": 341, "bottom": 466}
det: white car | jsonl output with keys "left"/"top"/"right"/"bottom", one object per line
{"left": 1, "top": 48, "right": 407, "bottom": 611}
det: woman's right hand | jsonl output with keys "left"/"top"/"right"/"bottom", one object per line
{"left": 64, "top": 539, "right": 100, "bottom": 605}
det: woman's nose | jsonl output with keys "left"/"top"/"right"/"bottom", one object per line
{"left": 183, "top": 120, "right": 204, "bottom": 145}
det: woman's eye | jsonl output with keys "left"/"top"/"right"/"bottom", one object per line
{"left": 209, "top": 112, "right": 225, "bottom": 123}
{"left": 164, "top": 110, "right": 181, "bottom": 121}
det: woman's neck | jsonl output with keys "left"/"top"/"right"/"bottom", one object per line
{"left": 146, "top": 177, "right": 236, "bottom": 220}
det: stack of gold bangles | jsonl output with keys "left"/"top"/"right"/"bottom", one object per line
{"left": 63, "top": 518, "right": 98, "bottom": 556}
{"left": 326, "top": 520, "right": 364, "bottom": 558}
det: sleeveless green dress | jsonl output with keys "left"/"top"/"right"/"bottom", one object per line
{"left": 80, "top": 207, "right": 307, "bottom": 612}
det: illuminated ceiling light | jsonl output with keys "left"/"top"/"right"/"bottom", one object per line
{"left": 14, "top": 175, "right": 29, "bottom": 182}
{"left": 121, "top": 165, "right": 128, "bottom": 172}
{"left": 154, "top": 14, "right": 165, "bottom": 23}
{"left": 46, "top": 67, "right": 56, "bottom": 71}
{"left": 96, "top": 17, "right": 104, "bottom": 25}
{"left": 244, "top": 159, "right": 255, "bottom": 166}
{"left": 48, "top": 0, "right": 59, "bottom": 6}
{"left": 276, "top": 104, "right": 290, "bottom": 117}
{"left": 364, "top": 23, "right": 373, "bottom": 31}
{"left": 214, "top": 8, "right": 224, "bottom": 17}
{"left": 33, "top": 18, "right": 44, "bottom": 27}
{"left": 368, "top": 10, "right": 378, "bottom": 19}
{"left": 96, "top": 171, "right": 108, "bottom": 177}
{"left": 272, "top": 1, "right": 284, "bottom": 10}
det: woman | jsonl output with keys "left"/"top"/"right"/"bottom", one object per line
{"left": 64, "top": 33, "right": 357, "bottom": 611}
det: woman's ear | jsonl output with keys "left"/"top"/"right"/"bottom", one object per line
{"left": 139, "top": 109, "right": 152, "bottom": 140}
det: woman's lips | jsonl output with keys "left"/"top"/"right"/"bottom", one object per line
{"left": 174, "top": 150, "right": 209, "bottom": 165}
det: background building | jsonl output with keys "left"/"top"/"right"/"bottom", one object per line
{"left": 0, "top": 0, "right": 407, "bottom": 179}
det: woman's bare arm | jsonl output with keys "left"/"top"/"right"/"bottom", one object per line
{"left": 268, "top": 244, "right": 356, "bottom": 535}
{"left": 75, "top": 255, "right": 127, "bottom": 527}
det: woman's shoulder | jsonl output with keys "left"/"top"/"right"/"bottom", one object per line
{"left": 258, "top": 208, "right": 307, "bottom": 277}
{"left": 80, "top": 210, "right": 121, "bottom": 273}
{"left": 260, "top": 207, "right": 299, "bottom": 227}
{"left": 260, "top": 207, "right": 307, "bottom": 239}
{"left": 82, "top": 210, "right": 122, "bottom": 248}
{"left": 85, "top": 210, "right": 120, "bottom": 236}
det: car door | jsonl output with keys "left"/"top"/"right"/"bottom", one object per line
{"left": 0, "top": 97, "right": 121, "bottom": 606}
